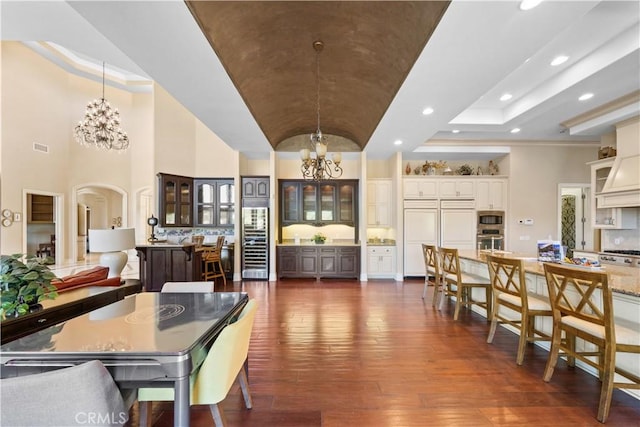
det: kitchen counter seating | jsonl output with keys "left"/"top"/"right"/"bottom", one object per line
{"left": 452, "top": 249, "right": 640, "bottom": 403}
{"left": 458, "top": 250, "right": 640, "bottom": 297}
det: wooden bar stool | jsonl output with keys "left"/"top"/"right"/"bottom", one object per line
{"left": 421, "top": 244, "right": 444, "bottom": 307}
{"left": 542, "top": 263, "right": 640, "bottom": 423}
{"left": 485, "top": 254, "right": 552, "bottom": 365}
{"left": 439, "top": 247, "right": 491, "bottom": 321}
{"left": 202, "top": 236, "right": 226, "bottom": 287}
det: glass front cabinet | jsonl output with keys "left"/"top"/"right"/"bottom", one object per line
{"left": 158, "top": 173, "right": 234, "bottom": 228}
{"left": 279, "top": 180, "right": 358, "bottom": 227}
{"left": 194, "top": 179, "right": 235, "bottom": 228}
{"left": 159, "top": 173, "right": 193, "bottom": 227}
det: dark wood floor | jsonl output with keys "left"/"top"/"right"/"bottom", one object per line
{"left": 135, "top": 279, "right": 640, "bottom": 427}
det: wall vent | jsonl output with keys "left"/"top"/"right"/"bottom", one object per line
{"left": 33, "top": 142, "right": 49, "bottom": 153}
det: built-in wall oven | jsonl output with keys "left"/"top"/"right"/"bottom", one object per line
{"left": 477, "top": 210, "right": 504, "bottom": 250}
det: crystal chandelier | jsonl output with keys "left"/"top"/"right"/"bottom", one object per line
{"left": 300, "top": 41, "right": 343, "bottom": 181}
{"left": 74, "top": 62, "right": 129, "bottom": 151}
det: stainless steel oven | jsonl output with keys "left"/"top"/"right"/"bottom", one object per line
{"left": 477, "top": 211, "right": 504, "bottom": 250}
{"left": 478, "top": 210, "right": 504, "bottom": 227}
{"left": 477, "top": 234, "right": 504, "bottom": 251}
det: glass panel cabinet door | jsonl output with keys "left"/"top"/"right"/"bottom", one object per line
{"left": 319, "top": 184, "right": 335, "bottom": 222}
{"left": 164, "top": 181, "right": 177, "bottom": 225}
{"left": 338, "top": 183, "right": 355, "bottom": 224}
{"left": 302, "top": 184, "right": 318, "bottom": 222}
{"left": 218, "top": 182, "right": 235, "bottom": 226}
{"left": 282, "top": 183, "right": 300, "bottom": 223}
{"left": 179, "top": 181, "right": 192, "bottom": 225}
{"left": 196, "top": 182, "right": 216, "bottom": 226}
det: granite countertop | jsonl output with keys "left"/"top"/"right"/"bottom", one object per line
{"left": 458, "top": 249, "right": 640, "bottom": 298}
{"left": 135, "top": 242, "right": 197, "bottom": 248}
{"left": 367, "top": 240, "right": 396, "bottom": 246}
{"left": 277, "top": 241, "right": 360, "bottom": 247}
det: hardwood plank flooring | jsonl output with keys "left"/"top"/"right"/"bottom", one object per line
{"left": 132, "top": 279, "right": 640, "bottom": 426}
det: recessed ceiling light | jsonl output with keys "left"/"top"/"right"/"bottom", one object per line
{"left": 500, "top": 93, "right": 513, "bottom": 101}
{"left": 578, "top": 93, "right": 594, "bottom": 101}
{"left": 394, "top": 139, "right": 403, "bottom": 146}
{"left": 550, "top": 55, "right": 569, "bottom": 66}
{"left": 520, "top": 0, "right": 543, "bottom": 11}
{"left": 422, "top": 107, "right": 434, "bottom": 115}
{"left": 510, "top": 128, "right": 521, "bottom": 134}
{"left": 452, "top": 130, "right": 460, "bottom": 134}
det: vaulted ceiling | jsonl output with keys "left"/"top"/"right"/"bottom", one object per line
{"left": 186, "top": 1, "right": 449, "bottom": 152}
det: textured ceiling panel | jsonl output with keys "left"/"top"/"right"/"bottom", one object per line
{"left": 186, "top": 1, "right": 449, "bottom": 151}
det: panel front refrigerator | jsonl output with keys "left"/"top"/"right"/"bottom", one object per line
{"left": 241, "top": 207, "right": 269, "bottom": 279}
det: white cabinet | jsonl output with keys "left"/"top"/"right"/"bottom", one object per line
{"left": 439, "top": 179, "right": 475, "bottom": 198}
{"left": 367, "top": 179, "right": 392, "bottom": 227}
{"left": 589, "top": 159, "right": 637, "bottom": 229}
{"left": 403, "top": 205, "right": 438, "bottom": 276}
{"left": 440, "top": 208, "right": 477, "bottom": 249}
{"left": 403, "top": 178, "right": 438, "bottom": 199}
{"left": 367, "top": 246, "right": 396, "bottom": 278}
{"left": 476, "top": 179, "right": 507, "bottom": 210}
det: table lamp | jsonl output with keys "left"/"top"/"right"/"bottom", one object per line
{"left": 88, "top": 228, "right": 136, "bottom": 278}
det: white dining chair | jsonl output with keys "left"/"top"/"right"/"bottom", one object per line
{"left": 161, "top": 281, "right": 215, "bottom": 293}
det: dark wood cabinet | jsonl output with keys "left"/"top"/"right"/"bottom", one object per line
{"left": 136, "top": 245, "right": 202, "bottom": 292}
{"left": 194, "top": 179, "right": 235, "bottom": 228}
{"left": 158, "top": 173, "right": 193, "bottom": 227}
{"left": 279, "top": 180, "right": 358, "bottom": 231}
{"left": 242, "top": 177, "right": 269, "bottom": 199}
{"left": 158, "top": 173, "right": 235, "bottom": 228}
{"left": 277, "top": 245, "right": 360, "bottom": 279}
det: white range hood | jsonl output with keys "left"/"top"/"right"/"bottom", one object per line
{"left": 597, "top": 116, "right": 640, "bottom": 208}
{"left": 598, "top": 154, "right": 640, "bottom": 208}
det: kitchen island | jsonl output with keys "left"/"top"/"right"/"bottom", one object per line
{"left": 135, "top": 243, "right": 202, "bottom": 292}
{"left": 277, "top": 242, "right": 360, "bottom": 280}
{"left": 454, "top": 249, "right": 640, "bottom": 400}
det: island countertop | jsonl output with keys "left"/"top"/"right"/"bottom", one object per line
{"left": 457, "top": 249, "right": 640, "bottom": 297}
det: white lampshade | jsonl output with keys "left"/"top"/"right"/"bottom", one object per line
{"left": 300, "top": 148, "right": 310, "bottom": 161}
{"left": 88, "top": 228, "right": 135, "bottom": 278}
{"left": 315, "top": 142, "right": 327, "bottom": 158}
{"left": 332, "top": 152, "right": 342, "bottom": 164}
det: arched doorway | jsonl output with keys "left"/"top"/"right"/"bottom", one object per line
{"left": 71, "top": 184, "right": 128, "bottom": 262}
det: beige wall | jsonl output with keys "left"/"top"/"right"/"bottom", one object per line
{"left": 1, "top": 42, "right": 238, "bottom": 262}
{"left": 507, "top": 144, "right": 596, "bottom": 253}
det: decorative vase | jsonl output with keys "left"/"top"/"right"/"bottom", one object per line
{"left": 405, "top": 163, "right": 411, "bottom": 175}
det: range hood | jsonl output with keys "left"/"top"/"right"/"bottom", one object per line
{"left": 598, "top": 154, "right": 640, "bottom": 208}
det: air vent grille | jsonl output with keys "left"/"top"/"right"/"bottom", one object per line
{"left": 33, "top": 142, "right": 49, "bottom": 153}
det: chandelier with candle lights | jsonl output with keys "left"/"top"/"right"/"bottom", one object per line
{"left": 300, "top": 41, "right": 343, "bottom": 181}
{"left": 74, "top": 62, "right": 129, "bottom": 151}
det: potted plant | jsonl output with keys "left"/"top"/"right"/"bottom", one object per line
{"left": 0, "top": 254, "right": 58, "bottom": 318}
{"left": 312, "top": 232, "right": 326, "bottom": 244}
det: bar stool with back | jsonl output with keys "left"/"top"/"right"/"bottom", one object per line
{"left": 202, "top": 235, "right": 227, "bottom": 287}
{"left": 422, "top": 244, "right": 444, "bottom": 307}
{"left": 439, "top": 247, "right": 492, "bottom": 321}
{"left": 542, "top": 263, "right": 640, "bottom": 423}
{"left": 485, "top": 254, "right": 552, "bottom": 365}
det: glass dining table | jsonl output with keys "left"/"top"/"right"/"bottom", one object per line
{"left": 0, "top": 291, "right": 249, "bottom": 427}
